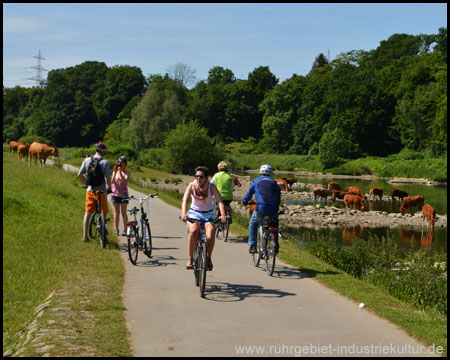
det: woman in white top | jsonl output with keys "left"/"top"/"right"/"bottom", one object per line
{"left": 181, "top": 166, "right": 226, "bottom": 270}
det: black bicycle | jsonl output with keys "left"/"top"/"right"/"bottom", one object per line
{"left": 185, "top": 217, "right": 219, "bottom": 298}
{"left": 251, "top": 215, "right": 279, "bottom": 276}
{"left": 125, "top": 193, "right": 158, "bottom": 265}
{"left": 88, "top": 188, "right": 109, "bottom": 248}
{"left": 215, "top": 204, "right": 231, "bottom": 242}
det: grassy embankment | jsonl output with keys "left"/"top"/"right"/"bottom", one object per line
{"left": 3, "top": 152, "right": 131, "bottom": 356}
{"left": 226, "top": 153, "right": 447, "bottom": 182}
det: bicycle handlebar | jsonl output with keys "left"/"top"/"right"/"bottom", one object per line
{"left": 125, "top": 193, "right": 158, "bottom": 202}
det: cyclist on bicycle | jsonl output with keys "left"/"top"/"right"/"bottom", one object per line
{"left": 181, "top": 166, "right": 227, "bottom": 271}
{"left": 242, "top": 164, "right": 281, "bottom": 254}
{"left": 78, "top": 142, "right": 112, "bottom": 242}
{"left": 211, "top": 161, "right": 234, "bottom": 222}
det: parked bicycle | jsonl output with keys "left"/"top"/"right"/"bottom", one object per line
{"left": 215, "top": 204, "right": 232, "bottom": 242}
{"left": 125, "top": 193, "right": 158, "bottom": 265}
{"left": 184, "top": 216, "right": 219, "bottom": 298}
{"left": 87, "top": 188, "right": 109, "bottom": 248}
{"left": 251, "top": 214, "right": 279, "bottom": 276}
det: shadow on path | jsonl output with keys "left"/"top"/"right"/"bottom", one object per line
{"left": 204, "top": 282, "right": 296, "bottom": 302}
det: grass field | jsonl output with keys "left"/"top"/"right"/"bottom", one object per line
{"left": 3, "top": 152, "right": 131, "bottom": 356}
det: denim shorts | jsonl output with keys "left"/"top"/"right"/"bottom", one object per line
{"left": 187, "top": 209, "right": 216, "bottom": 226}
{"left": 111, "top": 195, "right": 129, "bottom": 204}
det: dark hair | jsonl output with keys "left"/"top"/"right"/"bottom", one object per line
{"left": 195, "top": 166, "right": 209, "bottom": 177}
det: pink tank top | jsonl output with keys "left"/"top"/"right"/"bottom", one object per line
{"left": 190, "top": 181, "right": 214, "bottom": 212}
{"left": 112, "top": 170, "right": 129, "bottom": 197}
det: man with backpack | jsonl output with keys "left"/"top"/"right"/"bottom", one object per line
{"left": 78, "top": 142, "right": 112, "bottom": 242}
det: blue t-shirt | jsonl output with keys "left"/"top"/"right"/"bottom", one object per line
{"left": 242, "top": 175, "right": 281, "bottom": 214}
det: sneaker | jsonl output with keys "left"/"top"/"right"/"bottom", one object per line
{"left": 186, "top": 258, "right": 194, "bottom": 270}
{"left": 249, "top": 245, "right": 257, "bottom": 254}
{"left": 115, "top": 229, "right": 119, "bottom": 235}
{"left": 121, "top": 230, "right": 127, "bottom": 236}
{"left": 82, "top": 237, "right": 89, "bottom": 242}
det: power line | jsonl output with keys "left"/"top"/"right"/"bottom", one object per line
{"left": 27, "top": 49, "right": 48, "bottom": 88}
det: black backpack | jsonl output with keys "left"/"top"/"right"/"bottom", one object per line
{"left": 86, "top": 156, "right": 104, "bottom": 187}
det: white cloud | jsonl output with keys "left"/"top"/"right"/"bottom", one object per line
{"left": 3, "top": 17, "right": 44, "bottom": 34}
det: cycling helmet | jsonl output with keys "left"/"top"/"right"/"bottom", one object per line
{"left": 94, "top": 142, "right": 107, "bottom": 153}
{"left": 259, "top": 164, "right": 273, "bottom": 176}
{"left": 118, "top": 156, "right": 127, "bottom": 164}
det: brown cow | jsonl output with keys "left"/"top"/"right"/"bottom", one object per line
{"left": 248, "top": 201, "right": 257, "bottom": 218}
{"left": 312, "top": 187, "right": 332, "bottom": 201}
{"left": 29, "top": 142, "right": 60, "bottom": 167}
{"left": 347, "top": 186, "right": 367, "bottom": 201}
{"left": 17, "top": 143, "right": 30, "bottom": 161}
{"left": 421, "top": 204, "right": 436, "bottom": 230}
{"left": 369, "top": 186, "right": 383, "bottom": 201}
{"left": 332, "top": 190, "right": 349, "bottom": 202}
{"left": 328, "top": 181, "right": 341, "bottom": 191}
{"left": 232, "top": 175, "right": 242, "bottom": 187}
{"left": 281, "top": 177, "right": 297, "bottom": 188}
{"left": 344, "top": 194, "right": 366, "bottom": 211}
{"left": 391, "top": 188, "right": 408, "bottom": 202}
{"left": 9, "top": 141, "right": 26, "bottom": 155}
{"left": 399, "top": 195, "right": 424, "bottom": 215}
{"left": 275, "top": 178, "right": 290, "bottom": 192}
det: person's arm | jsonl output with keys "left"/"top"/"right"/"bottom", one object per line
{"left": 181, "top": 184, "right": 192, "bottom": 221}
{"left": 78, "top": 162, "right": 87, "bottom": 186}
{"left": 242, "top": 180, "right": 255, "bottom": 205}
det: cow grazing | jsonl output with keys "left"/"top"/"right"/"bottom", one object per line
{"left": 29, "top": 142, "right": 59, "bottom": 167}
{"left": 369, "top": 187, "right": 383, "bottom": 201}
{"left": 17, "top": 143, "right": 30, "bottom": 161}
{"left": 347, "top": 186, "right": 367, "bottom": 201}
{"left": 281, "top": 177, "right": 297, "bottom": 188}
{"left": 9, "top": 141, "right": 26, "bottom": 155}
{"left": 332, "top": 190, "right": 349, "bottom": 202}
{"left": 312, "top": 187, "right": 332, "bottom": 201}
{"left": 275, "top": 178, "right": 290, "bottom": 192}
{"left": 399, "top": 195, "right": 425, "bottom": 215}
{"left": 391, "top": 188, "right": 408, "bottom": 202}
{"left": 344, "top": 194, "right": 366, "bottom": 211}
{"left": 232, "top": 176, "right": 242, "bottom": 187}
{"left": 421, "top": 204, "right": 436, "bottom": 230}
{"left": 328, "top": 181, "right": 341, "bottom": 191}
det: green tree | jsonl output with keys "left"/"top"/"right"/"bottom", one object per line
{"left": 163, "top": 121, "right": 221, "bottom": 174}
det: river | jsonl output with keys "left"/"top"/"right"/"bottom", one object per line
{"left": 237, "top": 172, "right": 447, "bottom": 253}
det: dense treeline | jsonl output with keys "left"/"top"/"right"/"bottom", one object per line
{"left": 3, "top": 28, "right": 447, "bottom": 171}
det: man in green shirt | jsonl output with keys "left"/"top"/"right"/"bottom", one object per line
{"left": 211, "top": 161, "right": 234, "bottom": 222}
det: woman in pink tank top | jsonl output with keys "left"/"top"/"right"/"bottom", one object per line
{"left": 181, "top": 166, "right": 226, "bottom": 270}
{"left": 111, "top": 156, "right": 130, "bottom": 236}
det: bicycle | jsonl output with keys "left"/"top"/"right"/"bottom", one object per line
{"left": 125, "top": 193, "right": 158, "bottom": 265}
{"left": 88, "top": 188, "right": 109, "bottom": 249}
{"left": 251, "top": 214, "right": 279, "bottom": 276}
{"left": 184, "top": 217, "right": 219, "bottom": 298}
{"left": 215, "top": 204, "right": 232, "bottom": 242}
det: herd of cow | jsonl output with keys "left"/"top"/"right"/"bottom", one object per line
{"left": 8, "top": 141, "right": 59, "bottom": 167}
{"left": 274, "top": 177, "right": 436, "bottom": 231}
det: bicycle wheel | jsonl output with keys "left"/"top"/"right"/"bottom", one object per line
{"left": 127, "top": 227, "right": 139, "bottom": 265}
{"left": 88, "top": 213, "right": 98, "bottom": 239}
{"left": 265, "top": 233, "right": 276, "bottom": 276}
{"left": 99, "top": 214, "right": 108, "bottom": 249}
{"left": 199, "top": 242, "right": 207, "bottom": 298}
{"left": 143, "top": 221, "right": 152, "bottom": 258}
{"left": 251, "top": 226, "right": 263, "bottom": 267}
{"left": 193, "top": 244, "right": 199, "bottom": 287}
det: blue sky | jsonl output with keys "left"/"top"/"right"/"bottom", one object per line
{"left": 3, "top": 3, "right": 447, "bottom": 88}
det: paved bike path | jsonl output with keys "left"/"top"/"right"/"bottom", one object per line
{"left": 120, "top": 187, "right": 434, "bottom": 357}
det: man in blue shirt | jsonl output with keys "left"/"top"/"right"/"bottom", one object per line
{"left": 242, "top": 164, "right": 281, "bottom": 254}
